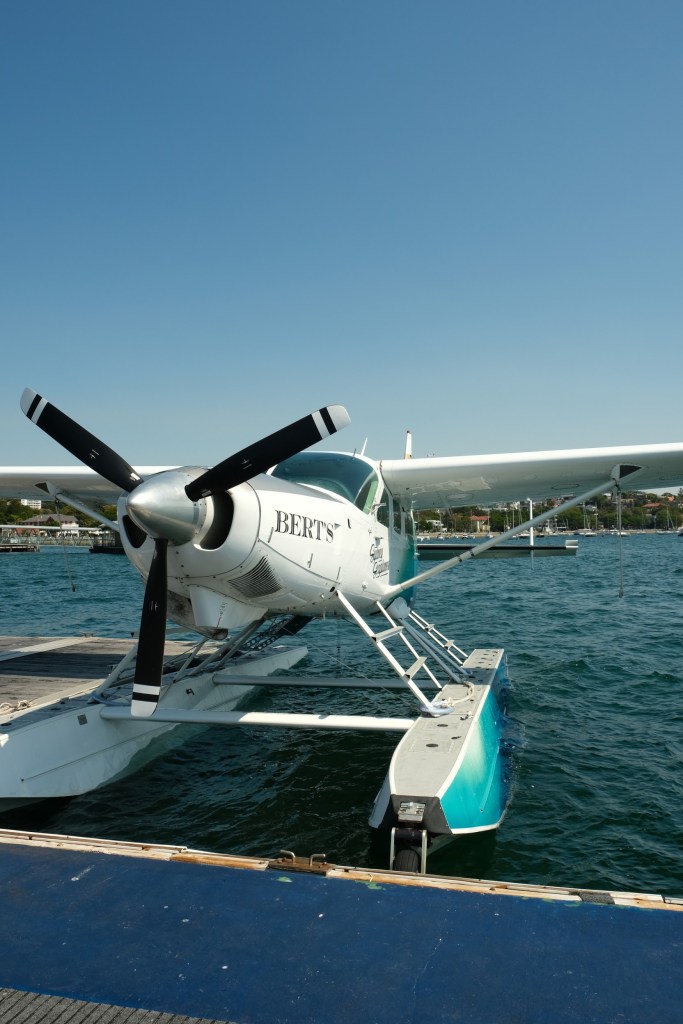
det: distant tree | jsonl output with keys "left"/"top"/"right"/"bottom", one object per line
{"left": 0, "top": 499, "right": 37, "bottom": 524}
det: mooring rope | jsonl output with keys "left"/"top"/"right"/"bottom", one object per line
{"left": 55, "top": 496, "right": 77, "bottom": 592}
{"left": 616, "top": 487, "right": 625, "bottom": 598}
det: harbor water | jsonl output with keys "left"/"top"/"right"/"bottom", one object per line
{"left": 1, "top": 536, "right": 681, "bottom": 895}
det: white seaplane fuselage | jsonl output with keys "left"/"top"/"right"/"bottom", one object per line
{"left": 119, "top": 451, "right": 417, "bottom": 637}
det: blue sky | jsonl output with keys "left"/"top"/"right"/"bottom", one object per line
{"left": 2, "top": 1, "right": 682, "bottom": 467}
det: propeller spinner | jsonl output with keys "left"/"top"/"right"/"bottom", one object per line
{"left": 20, "top": 389, "right": 349, "bottom": 718}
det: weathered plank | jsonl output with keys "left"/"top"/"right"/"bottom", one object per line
{"left": 0, "top": 637, "right": 195, "bottom": 711}
{"left": 0, "top": 987, "right": 236, "bottom": 1024}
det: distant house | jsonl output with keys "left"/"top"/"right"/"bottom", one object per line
{"left": 470, "top": 514, "right": 490, "bottom": 533}
{"left": 24, "top": 513, "right": 80, "bottom": 536}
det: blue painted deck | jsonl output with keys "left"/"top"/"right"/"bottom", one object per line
{"left": 1, "top": 832, "right": 682, "bottom": 1024}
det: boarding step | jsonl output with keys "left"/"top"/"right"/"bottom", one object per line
{"left": 333, "top": 589, "right": 472, "bottom": 716}
{"left": 404, "top": 610, "right": 469, "bottom": 666}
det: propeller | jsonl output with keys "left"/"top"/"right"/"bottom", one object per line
{"left": 130, "top": 538, "right": 168, "bottom": 716}
{"left": 20, "top": 388, "right": 142, "bottom": 493}
{"left": 185, "top": 405, "right": 350, "bottom": 500}
{"left": 21, "top": 389, "right": 349, "bottom": 718}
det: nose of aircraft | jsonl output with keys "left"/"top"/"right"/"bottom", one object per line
{"left": 127, "top": 470, "right": 205, "bottom": 545}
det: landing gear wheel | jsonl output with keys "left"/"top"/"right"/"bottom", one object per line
{"left": 393, "top": 847, "right": 421, "bottom": 873}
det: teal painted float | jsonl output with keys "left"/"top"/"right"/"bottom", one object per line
{"left": 369, "top": 649, "right": 511, "bottom": 867}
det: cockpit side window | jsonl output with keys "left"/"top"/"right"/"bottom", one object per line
{"left": 376, "top": 499, "right": 390, "bottom": 527}
{"left": 356, "top": 475, "right": 379, "bottom": 514}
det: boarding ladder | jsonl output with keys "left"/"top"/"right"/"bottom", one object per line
{"left": 333, "top": 590, "right": 473, "bottom": 716}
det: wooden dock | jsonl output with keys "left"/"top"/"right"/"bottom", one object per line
{"left": 0, "top": 635, "right": 195, "bottom": 716}
{"left": 0, "top": 986, "right": 234, "bottom": 1024}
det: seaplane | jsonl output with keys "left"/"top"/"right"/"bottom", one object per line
{"left": 1, "top": 389, "right": 683, "bottom": 871}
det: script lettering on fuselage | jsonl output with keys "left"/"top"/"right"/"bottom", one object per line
{"left": 370, "top": 544, "right": 389, "bottom": 577}
{"left": 275, "top": 510, "right": 336, "bottom": 542}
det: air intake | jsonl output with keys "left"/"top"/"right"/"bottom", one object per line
{"left": 230, "top": 557, "right": 282, "bottom": 598}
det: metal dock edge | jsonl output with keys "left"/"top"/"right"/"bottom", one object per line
{"left": 0, "top": 829, "right": 681, "bottom": 1024}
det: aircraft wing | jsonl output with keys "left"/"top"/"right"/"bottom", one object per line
{"left": 380, "top": 442, "right": 683, "bottom": 509}
{"left": 3, "top": 441, "right": 683, "bottom": 509}
{"left": 0, "top": 467, "right": 175, "bottom": 502}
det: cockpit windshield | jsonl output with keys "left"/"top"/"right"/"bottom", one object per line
{"left": 271, "top": 452, "right": 379, "bottom": 513}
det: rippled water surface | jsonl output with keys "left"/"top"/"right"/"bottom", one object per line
{"left": 1, "top": 537, "right": 682, "bottom": 895}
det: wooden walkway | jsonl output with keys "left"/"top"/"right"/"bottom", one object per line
{"left": 0, "top": 987, "right": 236, "bottom": 1023}
{"left": 0, "top": 636, "right": 195, "bottom": 714}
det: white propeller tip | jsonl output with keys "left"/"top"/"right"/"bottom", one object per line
{"left": 313, "top": 405, "right": 350, "bottom": 439}
{"left": 328, "top": 405, "right": 350, "bottom": 432}
{"left": 20, "top": 388, "right": 39, "bottom": 416}
{"left": 131, "top": 699, "right": 157, "bottom": 719}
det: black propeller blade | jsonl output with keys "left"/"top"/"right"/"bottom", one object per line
{"left": 20, "top": 387, "right": 165, "bottom": 716}
{"left": 131, "top": 538, "right": 168, "bottom": 718}
{"left": 185, "top": 404, "right": 350, "bottom": 501}
{"left": 20, "top": 388, "right": 142, "bottom": 493}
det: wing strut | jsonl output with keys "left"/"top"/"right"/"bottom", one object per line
{"left": 36, "top": 482, "right": 119, "bottom": 531}
{"left": 387, "top": 465, "right": 642, "bottom": 597}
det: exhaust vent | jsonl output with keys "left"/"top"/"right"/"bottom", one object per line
{"left": 230, "top": 557, "right": 282, "bottom": 599}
